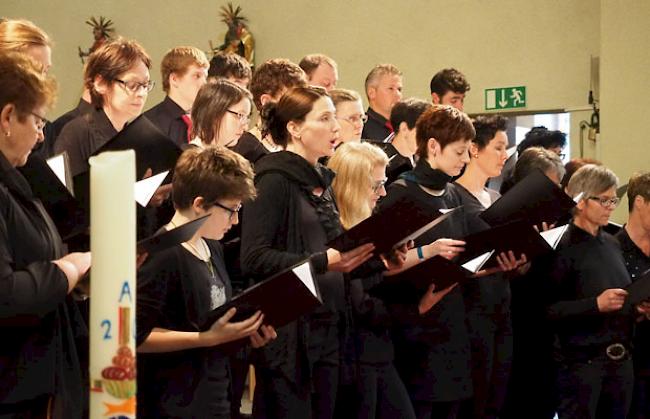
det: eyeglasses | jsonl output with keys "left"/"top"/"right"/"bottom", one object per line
{"left": 29, "top": 111, "right": 49, "bottom": 132}
{"left": 115, "top": 78, "right": 155, "bottom": 94}
{"left": 338, "top": 114, "right": 368, "bottom": 125}
{"left": 588, "top": 196, "right": 620, "bottom": 208}
{"left": 226, "top": 109, "right": 250, "bottom": 124}
{"left": 371, "top": 178, "right": 388, "bottom": 194}
{"left": 213, "top": 201, "right": 242, "bottom": 221}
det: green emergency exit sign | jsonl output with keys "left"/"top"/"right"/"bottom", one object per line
{"left": 485, "top": 86, "right": 526, "bottom": 110}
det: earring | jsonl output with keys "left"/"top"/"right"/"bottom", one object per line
{"left": 4, "top": 131, "right": 9, "bottom": 138}
{"left": 473, "top": 153, "right": 479, "bottom": 158}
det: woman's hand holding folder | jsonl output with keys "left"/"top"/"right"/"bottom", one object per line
{"left": 200, "top": 308, "right": 267, "bottom": 347}
{"left": 327, "top": 243, "right": 375, "bottom": 273}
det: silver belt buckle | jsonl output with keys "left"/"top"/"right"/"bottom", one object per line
{"left": 605, "top": 343, "right": 626, "bottom": 361}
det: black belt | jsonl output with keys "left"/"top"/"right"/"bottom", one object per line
{"left": 562, "top": 342, "right": 632, "bottom": 363}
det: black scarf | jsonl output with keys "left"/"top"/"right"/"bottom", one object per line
{"left": 399, "top": 158, "right": 452, "bottom": 190}
{"left": 255, "top": 151, "right": 342, "bottom": 241}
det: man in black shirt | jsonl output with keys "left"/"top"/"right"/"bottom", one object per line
{"left": 379, "top": 98, "right": 431, "bottom": 184}
{"left": 616, "top": 171, "right": 650, "bottom": 419}
{"left": 145, "top": 46, "right": 209, "bottom": 147}
{"left": 361, "top": 64, "right": 403, "bottom": 142}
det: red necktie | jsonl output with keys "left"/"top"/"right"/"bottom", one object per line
{"left": 181, "top": 114, "right": 192, "bottom": 143}
{"left": 385, "top": 120, "right": 394, "bottom": 133}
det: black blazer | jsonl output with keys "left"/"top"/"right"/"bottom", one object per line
{"left": 0, "top": 152, "right": 86, "bottom": 418}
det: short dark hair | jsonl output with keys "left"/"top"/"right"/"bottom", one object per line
{"left": 472, "top": 115, "right": 508, "bottom": 150}
{"left": 208, "top": 52, "right": 252, "bottom": 81}
{"left": 299, "top": 54, "right": 337, "bottom": 77}
{"left": 390, "top": 98, "right": 432, "bottom": 132}
{"left": 415, "top": 105, "right": 475, "bottom": 159}
{"left": 430, "top": 68, "right": 470, "bottom": 96}
{"left": 517, "top": 126, "right": 567, "bottom": 155}
{"left": 172, "top": 146, "right": 256, "bottom": 210}
{"left": 261, "top": 86, "right": 329, "bottom": 149}
{"left": 84, "top": 38, "right": 151, "bottom": 107}
{"left": 250, "top": 58, "right": 306, "bottom": 110}
{"left": 627, "top": 171, "right": 650, "bottom": 212}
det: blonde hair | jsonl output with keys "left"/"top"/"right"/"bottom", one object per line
{"left": 0, "top": 19, "right": 51, "bottom": 52}
{"left": 160, "top": 46, "right": 209, "bottom": 93}
{"left": 329, "top": 142, "right": 389, "bottom": 229}
{"left": 0, "top": 51, "right": 57, "bottom": 117}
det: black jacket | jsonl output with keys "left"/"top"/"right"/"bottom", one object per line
{"left": 0, "top": 152, "right": 86, "bottom": 418}
{"left": 240, "top": 151, "right": 344, "bottom": 387}
{"left": 144, "top": 96, "right": 189, "bottom": 147}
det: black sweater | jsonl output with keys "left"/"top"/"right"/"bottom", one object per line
{"left": 546, "top": 223, "right": 634, "bottom": 359}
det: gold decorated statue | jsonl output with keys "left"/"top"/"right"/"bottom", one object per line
{"left": 209, "top": 3, "right": 255, "bottom": 66}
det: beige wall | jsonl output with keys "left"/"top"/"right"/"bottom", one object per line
{"left": 5, "top": 0, "right": 599, "bottom": 118}
{"left": 600, "top": 0, "right": 650, "bottom": 222}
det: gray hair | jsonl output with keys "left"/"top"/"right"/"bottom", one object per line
{"left": 364, "top": 63, "right": 401, "bottom": 95}
{"left": 566, "top": 164, "right": 618, "bottom": 199}
{"left": 514, "top": 147, "right": 565, "bottom": 184}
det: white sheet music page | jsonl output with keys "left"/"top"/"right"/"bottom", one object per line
{"left": 462, "top": 250, "right": 495, "bottom": 273}
{"left": 293, "top": 261, "right": 318, "bottom": 298}
{"left": 46, "top": 154, "right": 67, "bottom": 188}
{"left": 540, "top": 224, "right": 569, "bottom": 249}
{"left": 134, "top": 170, "right": 168, "bottom": 207}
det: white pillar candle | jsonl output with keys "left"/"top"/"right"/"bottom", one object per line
{"left": 88, "top": 150, "right": 137, "bottom": 418}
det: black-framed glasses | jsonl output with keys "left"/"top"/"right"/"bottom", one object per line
{"left": 371, "top": 178, "right": 388, "bottom": 194}
{"left": 338, "top": 114, "right": 368, "bottom": 125}
{"left": 115, "top": 78, "right": 155, "bottom": 94}
{"left": 588, "top": 196, "right": 620, "bottom": 208}
{"left": 213, "top": 201, "right": 242, "bottom": 221}
{"left": 226, "top": 109, "right": 250, "bottom": 124}
{"left": 29, "top": 111, "right": 49, "bottom": 132}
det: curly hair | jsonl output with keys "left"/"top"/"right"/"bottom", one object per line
{"left": 250, "top": 58, "right": 306, "bottom": 110}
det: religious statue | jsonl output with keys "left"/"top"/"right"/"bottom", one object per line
{"left": 78, "top": 16, "right": 115, "bottom": 63}
{"left": 209, "top": 3, "right": 255, "bottom": 66}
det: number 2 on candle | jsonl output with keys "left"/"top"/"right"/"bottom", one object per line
{"left": 101, "top": 319, "right": 112, "bottom": 340}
